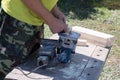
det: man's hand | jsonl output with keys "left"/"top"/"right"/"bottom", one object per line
{"left": 49, "top": 18, "right": 68, "bottom": 34}
{"left": 50, "top": 5, "right": 68, "bottom": 33}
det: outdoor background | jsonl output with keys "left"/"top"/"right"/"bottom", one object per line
{"left": 44, "top": 0, "right": 120, "bottom": 80}
{"left": 0, "top": 0, "right": 120, "bottom": 80}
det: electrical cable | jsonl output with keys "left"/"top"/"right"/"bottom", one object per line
{"left": 16, "top": 64, "right": 53, "bottom": 79}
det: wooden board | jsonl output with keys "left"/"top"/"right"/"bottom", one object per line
{"left": 5, "top": 44, "right": 110, "bottom": 80}
{"left": 50, "top": 34, "right": 88, "bottom": 46}
{"left": 5, "top": 43, "right": 98, "bottom": 80}
{"left": 72, "top": 26, "right": 114, "bottom": 48}
{"left": 5, "top": 27, "right": 112, "bottom": 80}
{"left": 78, "top": 46, "right": 109, "bottom": 80}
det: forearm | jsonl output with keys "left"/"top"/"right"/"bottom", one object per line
{"left": 22, "top": 0, "right": 56, "bottom": 25}
{"left": 51, "top": 5, "right": 66, "bottom": 23}
{"left": 51, "top": 5, "right": 63, "bottom": 18}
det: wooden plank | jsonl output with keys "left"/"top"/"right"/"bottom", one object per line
{"left": 75, "top": 43, "right": 96, "bottom": 57}
{"left": 5, "top": 68, "right": 54, "bottom": 80}
{"left": 78, "top": 46, "right": 109, "bottom": 80}
{"left": 5, "top": 32, "right": 111, "bottom": 80}
{"left": 77, "top": 59, "right": 104, "bottom": 80}
{"left": 76, "top": 39, "right": 88, "bottom": 46}
{"left": 5, "top": 55, "right": 89, "bottom": 80}
{"left": 72, "top": 26, "right": 115, "bottom": 48}
{"left": 91, "top": 46, "right": 109, "bottom": 61}
{"left": 50, "top": 34, "right": 88, "bottom": 47}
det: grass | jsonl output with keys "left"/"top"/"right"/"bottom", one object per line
{"left": 44, "top": 0, "right": 120, "bottom": 80}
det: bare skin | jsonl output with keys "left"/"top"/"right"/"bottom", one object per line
{"left": 51, "top": 5, "right": 66, "bottom": 23}
{"left": 22, "top": 0, "right": 67, "bottom": 34}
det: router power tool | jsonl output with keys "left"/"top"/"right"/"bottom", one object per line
{"left": 57, "top": 31, "right": 80, "bottom": 63}
{"left": 37, "top": 26, "right": 80, "bottom": 67}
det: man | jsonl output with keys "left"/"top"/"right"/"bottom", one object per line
{"left": 0, "top": 0, "right": 68, "bottom": 77}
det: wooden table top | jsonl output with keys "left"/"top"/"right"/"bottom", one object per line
{"left": 5, "top": 42, "right": 110, "bottom": 80}
{"left": 5, "top": 26, "right": 114, "bottom": 80}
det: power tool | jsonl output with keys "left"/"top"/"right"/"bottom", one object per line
{"left": 57, "top": 31, "right": 80, "bottom": 63}
{"left": 37, "top": 27, "right": 80, "bottom": 67}
{"left": 37, "top": 39, "right": 58, "bottom": 67}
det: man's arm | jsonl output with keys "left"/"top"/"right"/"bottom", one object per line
{"left": 22, "top": 0, "right": 67, "bottom": 33}
{"left": 51, "top": 5, "right": 66, "bottom": 23}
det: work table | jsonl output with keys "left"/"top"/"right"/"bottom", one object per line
{"left": 5, "top": 26, "right": 114, "bottom": 80}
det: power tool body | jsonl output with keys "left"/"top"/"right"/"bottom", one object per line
{"left": 37, "top": 28, "right": 80, "bottom": 68}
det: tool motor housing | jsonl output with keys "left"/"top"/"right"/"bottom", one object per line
{"left": 37, "top": 39, "right": 58, "bottom": 66}
{"left": 57, "top": 31, "right": 80, "bottom": 63}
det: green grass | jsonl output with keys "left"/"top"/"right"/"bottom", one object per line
{"left": 44, "top": 1, "right": 120, "bottom": 80}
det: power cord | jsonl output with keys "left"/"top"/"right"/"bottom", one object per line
{"left": 16, "top": 64, "right": 53, "bottom": 79}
